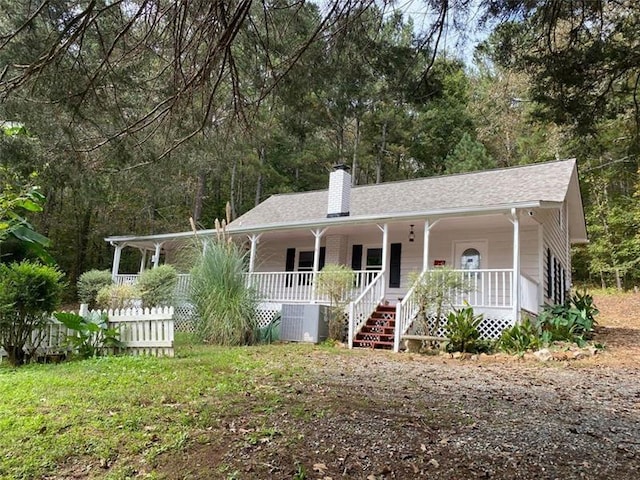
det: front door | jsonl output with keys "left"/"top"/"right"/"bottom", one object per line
{"left": 453, "top": 240, "right": 489, "bottom": 306}
{"left": 453, "top": 240, "right": 488, "bottom": 270}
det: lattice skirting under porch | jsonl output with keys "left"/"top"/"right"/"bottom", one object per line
{"left": 408, "top": 311, "right": 516, "bottom": 339}
{"left": 255, "top": 303, "right": 282, "bottom": 329}
{"left": 174, "top": 302, "right": 284, "bottom": 333}
{"left": 174, "top": 303, "right": 197, "bottom": 333}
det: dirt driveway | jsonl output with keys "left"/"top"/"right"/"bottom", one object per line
{"left": 157, "top": 293, "right": 640, "bottom": 479}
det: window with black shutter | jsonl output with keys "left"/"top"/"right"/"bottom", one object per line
{"left": 351, "top": 244, "right": 363, "bottom": 271}
{"left": 389, "top": 243, "right": 402, "bottom": 288}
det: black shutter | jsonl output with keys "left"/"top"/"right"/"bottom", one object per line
{"left": 546, "top": 248, "right": 552, "bottom": 299}
{"left": 285, "top": 248, "right": 295, "bottom": 287}
{"left": 554, "top": 260, "right": 561, "bottom": 304}
{"left": 389, "top": 243, "right": 402, "bottom": 288}
{"left": 319, "top": 247, "right": 326, "bottom": 270}
{"left": 351, "top": 244, "right": 363, "bottom": 271}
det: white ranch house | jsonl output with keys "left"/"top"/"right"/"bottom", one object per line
{"left": 105, "top": 159, "right": 587, "bottom": 351}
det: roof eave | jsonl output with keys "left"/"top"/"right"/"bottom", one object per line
{"left": 225, "top": 201, "right": 544, "bottom": 235}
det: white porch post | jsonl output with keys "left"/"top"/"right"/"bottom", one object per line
{"left": 423, "top": 218, "right": 430, "bottom": 272}
{"left": 311, "top": 228, "right": 327, "bottom": 303}
{"left": 152, "top": 243, "right": 162, "bottom": 268}
{"left": 111, "top": 243, "right": 123, "bottom": 280}
{"left": 511, "top": 208, "right": 521, "bottom": 322}
{"left": 538, "top": 223, "right": 544, "bottom": 306}
{"left": 139, "top": 249, "right": 147, "bottom": 273}
{"left": 248, "top": 233, "right": 262, "bottom": 273}
{"left": 378, "top": 223, "right": 389, "bottom": 299}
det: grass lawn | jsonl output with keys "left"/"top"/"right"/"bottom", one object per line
{"left": 2, "top": 292, "right": 638, "bottom": 480}
{"left": 0, "top": 336, "right": 337, "bottom": 480}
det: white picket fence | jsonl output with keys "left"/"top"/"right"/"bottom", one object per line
{"left": 0, "top": 306, "right": 175, "bottom": 362}
{"left": 94, "top": 306, "right": 175, "bottom": 357}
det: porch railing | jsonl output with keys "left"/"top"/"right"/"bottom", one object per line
{"left": 520, "top": 274, "right": 539, "bottom": 314}
{"left": 114, "top": 273, "right": 191, "bottom": 299}
{"left": 348, "top": 271, "right": 385, "bottom": 349}
{"left": 393, "top": 269, "right": 515, "bottom": 352}
{"left": 115, "top": 270, "right": 378, "bottom": 305}
{"left": 175, "top": 274, "right": 191, "bottom": 298}
{"left": 245, "top": 270, "right": 379, "bottom": 304}
{"left": 246, "top": 271, "right": 315, "bottom": 303}
{"left": 393, "top": 272, "right": 425, "bottom": 352}
{"left": 114, "top": 274, "right": 139, "bottom": 286}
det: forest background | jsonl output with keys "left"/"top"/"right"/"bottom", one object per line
{"left": 0, "top": 0, "right": 638, "bottom": 294}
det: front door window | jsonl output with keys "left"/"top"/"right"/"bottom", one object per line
{"left": 460, "top": 248, "right": 481, "bottom": 270}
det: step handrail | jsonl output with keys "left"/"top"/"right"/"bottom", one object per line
{"left": 348, "top": 270, "right": 385, "bottom": 348}
{"left": 393, "top": 271, "right": 426, "bottom": 351}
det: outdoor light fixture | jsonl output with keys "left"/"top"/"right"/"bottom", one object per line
{"left": 409, "top": 224, "right": 415, "bottom": 242}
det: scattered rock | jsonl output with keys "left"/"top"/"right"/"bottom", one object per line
{"left": 533, "top": 348, "right": 552, "bottom": 362}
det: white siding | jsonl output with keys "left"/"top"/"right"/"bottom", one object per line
{"left": 255, "top": 238, "right": 316, "bottom": 272}
{"left": 538, "top": 204, "right": 570, "bottom": 303}
{"left": 253, "top": 217, "right": 542, "bottom": 298}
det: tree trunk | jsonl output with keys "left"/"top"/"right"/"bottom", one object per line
{"left": 351, "top": 118, "right": 360, "bottom": 186}
{"left": 230, "top": 159, "right": 238, "bottom": 220}
{"left": 255, "top": 146, "right": 265, "bottom": 207}
{"left": 193, "top": 171, "right": 206, "bottom": 224}
{"left": 6, "top": 345, "right": 26, "bottom": 366}
{"left": 74, "top": 207, "right": 92, "bottom": 283}
{"left": 615, "top": 268, "right": 622, "bottom": 290}
{"left": 376, "top": 120, "right": 387, "bottom": 184}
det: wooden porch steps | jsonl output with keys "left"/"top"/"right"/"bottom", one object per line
{"left": 353, "top": 305, "right": 396, "bottom": 350}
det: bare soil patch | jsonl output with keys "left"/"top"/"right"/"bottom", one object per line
{"left": 155, "top": 347, "right": 640, "bottom": 480}
{"left": 589, "top": 292, "right": 640, "bottom": 366}
{"left": 150, "top": 292, "right": 640, "bottom": 479}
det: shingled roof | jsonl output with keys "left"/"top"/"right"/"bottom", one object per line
{"left": 105, "top": 158, "right": 587, "bottom": 248}
{"left": 229, "top": 159, "right": 583, "bottom": 234}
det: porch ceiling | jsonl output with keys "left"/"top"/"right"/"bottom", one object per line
{"left": 245, "top": 213, "right": 536, "bottom": 244}
{"left": 109, "top": 212, "right": 540, "bottom": 251}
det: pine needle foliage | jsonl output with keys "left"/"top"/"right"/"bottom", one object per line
{"left": 189, "top": 240, "right": 258, "bottom": 346}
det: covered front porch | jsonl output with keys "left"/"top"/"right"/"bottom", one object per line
{"left": 109, "top": 208, "right": 543, "bottom": 350}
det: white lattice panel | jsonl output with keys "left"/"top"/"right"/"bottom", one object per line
{"left": 407, "top": 310, "right": 515, "bottom": 339}
{"left": 256, "top": 303, "right": 282, "bottom": 328}
{"left": 174, "top": 303, "right": 197, "bottom": 333}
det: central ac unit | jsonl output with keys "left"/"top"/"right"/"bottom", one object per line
{"left": 280, "top": 304, "right": 330, "bottom": 343}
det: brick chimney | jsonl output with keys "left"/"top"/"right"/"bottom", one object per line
{"left": 327, "top": 164, "right": 351, "bottom": 217}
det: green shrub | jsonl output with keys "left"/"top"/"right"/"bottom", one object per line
{"left": 411, "top": 268, "right": 471, "bottom": 336}
{"left": 444, "top": 304, "right": 491, "bottom": 353}
{"left": 498, "top": 291, "right": 599, "bottom": 354}
{"left": 0, "top": 261, "right": 65, "bottom": 365}
{"left": 537, "top": 291, "right": 599, "bottom": 346}
{"left": 316, "top": 264, "right": 355, "bottom": 341}
{"left": 498, "top": 317, "right": 540, "bottom": 355}
{"left": 138, "top": 265, "right": 177, "bottom": 308}
{"left": 568, "top": 290, "right": 599, "bottom": 337}
{"left": 96, "top": 284, "right": 139, "bottom": 310}
{"left": 189, "top": 240, "right": 258, "bottom": 346}
{"left": 77, "top": 269, "right": 113, "bottom": 308}
{"left": 54, "top": 311, "right": 124, "bottom": 359}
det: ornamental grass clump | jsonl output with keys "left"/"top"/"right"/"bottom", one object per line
{"left": 189, "top": 239, "right": 258, "bottom": 346}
